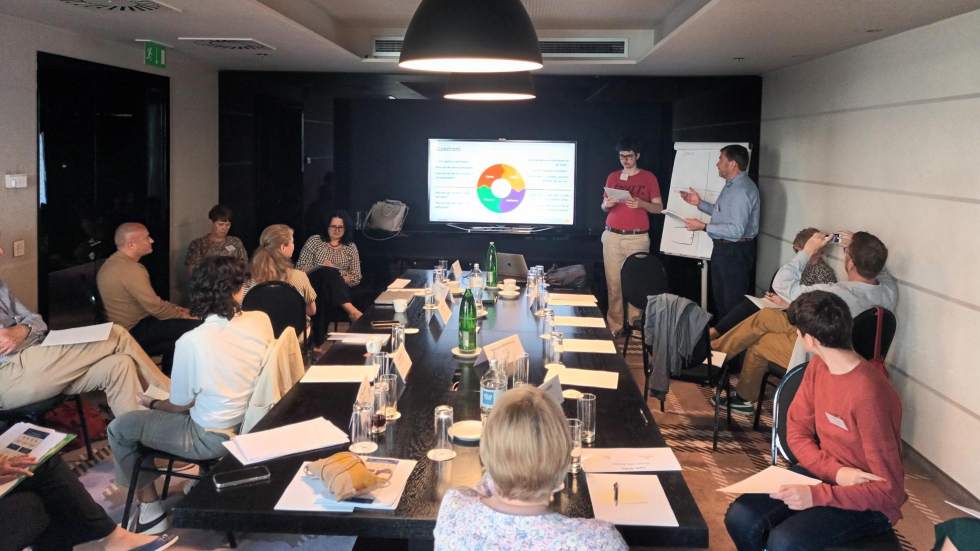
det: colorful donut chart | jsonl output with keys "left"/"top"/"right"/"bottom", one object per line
{"left": 477, "top": 164, "right": 526, "bottom": 213}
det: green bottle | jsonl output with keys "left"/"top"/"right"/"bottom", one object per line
{"left": 485, "top": 241, "right": 498, "bottom": 287}
{"left": 459, "top": 288, "right": 477, "bottom": 352}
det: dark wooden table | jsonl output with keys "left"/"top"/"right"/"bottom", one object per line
{"left": 173, "top": 270, "right": 708, "bottom": 549}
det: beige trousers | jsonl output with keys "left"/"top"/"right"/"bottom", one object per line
{"left": 602, "top": 230, "right": 651, "bottom": 333}
{"left": 0, "top": 324, "right": 170, "bottom": 417}
{"left": 710, "top": 308, "right": 797, "bottom": 402}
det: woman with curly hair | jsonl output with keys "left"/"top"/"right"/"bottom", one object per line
{"left": 107, "top": 257, "right": 275, "bottom": 534}
{"left": 245, "top": 224, "right": 317, "bottom": 317}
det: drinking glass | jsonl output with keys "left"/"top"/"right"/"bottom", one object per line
{"left": 527, "top": 271, "right": 538, "bottom": 296}
{"left": 494, "top": 350, "right": 510, "bottom": 375}
{"left": 424, "top": 283, "right": 436, "bottom": 309}
{"left": 382, "top": 373, "right": 400, "bottom": 420}
{"left": 549, "top": 330, "right": 564, "bottom": 367}
{"left": 439, "top": 260, "right": 449, "bottom": 280}
{"left": 349, "top": 401, "right": 378, "bottom": 454}
{"left": 578, "top": 393, "right": 597, "bottom": 444}
{"left": 371, "top": 381, "right": 388, "bottom": 434}
{"left": 372, "top": 352, "right": 390, "bottom": 380}
{"left": 430, "top": 405, "right": 456, "bottom": 461}
{"left": 433, "top": 267, "right": 444, "bottom": 285}
{"left": 541, "top": 308, "right": 554, "bottom": 339}
{"left": 512, "top": 353, "right": 530, "bottom": 388}
{"left": 390, "top": 322, "right": 405, "bottom": 353}
{"left": 568, "top": 418, "right": 583, "bottom": 474}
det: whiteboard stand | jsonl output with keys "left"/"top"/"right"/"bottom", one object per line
{"left": 699, "top": 259, "right": 709, "bottom": 311}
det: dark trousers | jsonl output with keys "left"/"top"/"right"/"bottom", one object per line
{"left": 307, "top": 266, "right": 354, "bottom": 346}
{"left": 710, "top": 240, "right": 756, "bottom": 320}
{"left": 724, "top": 466, "right": 892, "bottom": 551}
{"left": 713, "top": 296, "right": 761, "bottom": 335}
{"left": 0, "top": 454, "right": 116, "bottom": 551}
{"left": 129, "top": 316, "right": 203, "bottom": 376}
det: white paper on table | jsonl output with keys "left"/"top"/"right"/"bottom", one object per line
{"left": 451, "top": 260, "right": 462, "bottom": 281}
{"left": 0, "top": 423, "right": 73, "bottom": 498}
{"left": 40, "top": 323, "right": 113, "bottom": 346}
{"left": 391, "top": 345, "right": 413, "bottom": 379}
{"left": 539, "top": 376, "right": 563, "bottom": 404}
{"left": 388, "top": 279, "right": 411, "bottom": 289}
{"left": 476, "top": 334, "right": 526, "bottom": 365}
{"left": 586, "top": 473, "right": 679, "bottom": 527}
{"left": 548, "top": 299, "right": 598, "bottom": 307}
{"left": 328, "top": 333, "right": 390, "bottom": 346}
{"left": 603, "top": 187, "right": 633, "bottom": 201}
{"left": 143, "top": 384, "right": 170, "bottom": 401}
{"left": 437, "top": 300, "right": 452, "bottom": 324}
{"left": 275, "top": 458, "right": 418, "bottom": 512}
{"left": 302, "top": 365, "right": 380, "bottom": 384}
{"left": 552, "top": 316, "right": 606, "bottom": 328}
{"left": 562, "top": 338, "right": 617, "bottom": 354}
{"left": 548, "top": 293, "right": 598, "bottom": 303}
{"left": 223, "top": 417, "right": 349, "bottom": 465}
{"left": 946, "top": 501, "right": 980, "bottom": 520}
{"left": 581, "top": 448, "right": 682, "bottom": 473}
{"left": 717, "top": 466, "right": 822, "bottom": 494}
{"left": 545, "top": 366, "right": 618, "bottom": 390}
{"left": 745, "top": 295, "right": 787, "bottom": 311}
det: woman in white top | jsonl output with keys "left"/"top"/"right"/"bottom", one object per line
{"left": 107, "top": 256, "right": 275, "bottom": 535}
{"left": 433, "top": 387, "right": 628, "bottom": 550}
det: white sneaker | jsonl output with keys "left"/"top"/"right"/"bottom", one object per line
{"left": 130, "top": 501, "right": 171, "bottom": 535}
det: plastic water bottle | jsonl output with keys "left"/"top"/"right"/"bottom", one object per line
{"left": 470, "top": 264, "right": 485, "bottom": 314}
{"left": 485, "top": 242, "right": 498, "bottom": 287}
{"left": 458, "top": 289, "right": 477, "bottom": 352}
{"left": 480, "top": 359, "right": 507, "bottom": 423}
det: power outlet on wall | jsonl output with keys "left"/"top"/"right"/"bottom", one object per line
{"left": 13, "top": 240, "right": 25, "bottom": 257}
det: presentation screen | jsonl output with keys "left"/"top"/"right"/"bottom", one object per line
{"left": 427, "top": 139, "right": 576, "bottom": 226}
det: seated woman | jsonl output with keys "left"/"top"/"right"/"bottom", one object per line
{"left": 433, "top": 386, "right": 628, "bottom": 550}
{"left": 711, "top": 227, "right": 837, "bottom": 339}
{"left": 107, "top": 257, "right": 276, "bottom": 534}
{"left": 0, "top": 453, "right": 175, "bottom": 551}
{"left": 295, "top": 210, "right": 363, "bottom": 345}
{"left": 184, "top": 204, "right": 248, "bottom": 276}
{"left": 244, "top": 224, "right": 317, "bottom": 318}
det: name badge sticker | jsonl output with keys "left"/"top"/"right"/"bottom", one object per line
{"left": 825, "top": 412, "right": 848, "bottom": 431}
{"left": 225, "top": 245, "right": 236, "bottom": 252}
{"left": 619, "top": 172, "right": 629, "bottom": 181}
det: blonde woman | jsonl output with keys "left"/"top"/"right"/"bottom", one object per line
{"left": 244, "top": 224, "right": 316, "bottom": 317}
{"left": 433, "top": 387, "right": 627, "bottom": 550}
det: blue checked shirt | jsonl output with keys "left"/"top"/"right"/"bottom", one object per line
{"left": 0, "top": 279, "right": 48, "bottom": 364}
{"left": 697, "top": 172, "right": 760, "bottom": 242}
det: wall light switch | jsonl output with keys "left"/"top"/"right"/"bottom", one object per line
{"left": 5, "top": 174, "right": 27, "bottom": 189}
{"left": 13, "top": 240, "right": 25, "bottom": 257}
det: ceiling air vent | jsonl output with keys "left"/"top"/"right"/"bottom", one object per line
{"left": 178, "top": 38, "right": 277, "bottom": 51}
{"left": 371, "top": 37, "right": 628, "bottom": 59}
{"left": 58, "top": 0, "right": 179, "bottom": 11}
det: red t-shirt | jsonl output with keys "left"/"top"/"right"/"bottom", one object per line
{"left": 603, "top": 169, "right": 660, "bottom": 231}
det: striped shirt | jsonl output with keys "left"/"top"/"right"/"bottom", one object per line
{"left": 0, "top": 279, "right": 48, "bottom": 364}
{"left": 295, "top": 236, "right": 362, "bottom": 287}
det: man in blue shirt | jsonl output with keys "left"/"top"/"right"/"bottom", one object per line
{"left": 680, "top": 145, "right": 760, "bottom": 318}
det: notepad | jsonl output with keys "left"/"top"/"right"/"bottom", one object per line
{"left": 302, "top": 365, "right": 380, "bottom": 383}
{"left": 545, "top": 366, "right": 618, "bottom": 390}
{"left": 552, "top": 316, "right": 606, "bottom": 328}
{"left": 41, "top": 323, "right": 113, "bottom": 346}
{"left": 223, "top": 417, "right": 348, "bottom": 465}
{"left": 388, "top": 279, "right": 411, "bottom": 289}
{"left": 717, "top": 466, "right": 822, "bottom": 494}
{"left": 562, "top": 338, "right": 617, "bottom": 354}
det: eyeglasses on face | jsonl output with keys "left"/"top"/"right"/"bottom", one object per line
{"left": 329, "top": 225, "right": 345, "bottom": 231}
{"left": 619, "top": 153, "right": 636, "bottom": 160}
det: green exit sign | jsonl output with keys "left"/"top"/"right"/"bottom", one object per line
{"left": 144, "top": 41, "right": 166, "bottom": 68}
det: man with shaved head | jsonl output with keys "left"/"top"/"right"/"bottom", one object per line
{"left": 97, "top": 223, "right": 200, "bottom": 375}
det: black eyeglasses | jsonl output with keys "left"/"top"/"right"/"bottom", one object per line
{"left": 329, "top": 225, "right": 345, "bottom": 231}
{"left": 619, "top": 154, "right": 636, "bottom": 160}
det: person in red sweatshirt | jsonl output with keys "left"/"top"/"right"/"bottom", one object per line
{"left": 725, "top": 290, "right": 906, "bottom": 551}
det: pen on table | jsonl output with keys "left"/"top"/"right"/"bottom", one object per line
{"left": 638, "top": 408, "right": 650, "bottom": 425}
{"left": 614, "top": 482, "right": 619, "bottom": 507}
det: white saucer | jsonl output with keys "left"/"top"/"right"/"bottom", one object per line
{"left": 448, "top": 420, "right": 483, "bottom": 441}
{"left": 452, "top": 346, "right": 482, "bottom": 359}
{"left": 451, "top": 289, "right": 464, "bottom": 295}
{"left": 427, "top": 449, "right": 456, "bottom": 462}
{"left": 498, "top": 290, "right": 520, "bottom": 299}
{"left": 350, "top": 441, "right": 378, "bottom": 454}
{"left": 423, "top": 305, "right": 439, "bottom": 310}
{"left": 562, "top": 389, "right": 583, "bottom": 400}
{"left": 484, "top": 285, "right": 500, "bottom": 290}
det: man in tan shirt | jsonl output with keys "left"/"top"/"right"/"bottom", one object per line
{"left": 97, "top": 223, "right": 201, "bottom": 375}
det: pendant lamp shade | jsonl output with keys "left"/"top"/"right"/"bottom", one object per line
{"left": 444, "top": 72, "right": 535, "bottom": 101}
{"left": 399, "top": 0, "right": 543, "bottom": 73}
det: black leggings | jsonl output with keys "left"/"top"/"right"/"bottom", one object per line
{"left": 307, "top": 266, "right": 354, "bottom": 346}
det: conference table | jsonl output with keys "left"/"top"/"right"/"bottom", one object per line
{"left": 173, "top": 269, "right": 708, "bottom": 549}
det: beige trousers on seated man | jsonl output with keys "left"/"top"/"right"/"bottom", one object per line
{"left": 710, "top": 308, "right": 797, "bottom": 402}
{"left": 602, "top": 230, "right": 650, "bottom": 334}
{"left": 0, "top": 324, "right": 170, "bottom": 416}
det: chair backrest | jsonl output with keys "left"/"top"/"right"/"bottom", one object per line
{"left": 620, "top": 252, "right": 669, "bottom": 312}
{"left": 852, "top": 307, "right": 897, "bottom": 361}
{"left": 771, "top": 362, "right": 809, "bottom": 466}
{"left": 241, "top": 281, "right": 306, "bottom": 338}
{"left": 88, "top": 280, "right": 108, "bottom": 324}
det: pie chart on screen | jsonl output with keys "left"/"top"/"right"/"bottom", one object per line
{"left": 477, "top": 164, "right": 526, "bottom": 213}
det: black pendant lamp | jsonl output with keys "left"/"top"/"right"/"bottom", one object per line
{"left": 399, "top": 0, "right": 543, "bottom": 73}
{"left": 444, "top": 72, "right": 535, "bottom": 101}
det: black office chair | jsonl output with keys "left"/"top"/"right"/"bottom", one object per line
{"left": 619, "top": 252, "right": 669, "bottom": 358}
{"left": 770, "top": 363, "right": 902, "bottom": 551}
{"left": 0, "top": 395, "right": 94, "bottom": 461}
{"left": 242, "top": 281, "right": 308, "bottom": 338}
{"left": 753, "top": 306, "right": 897, "bottom": 429}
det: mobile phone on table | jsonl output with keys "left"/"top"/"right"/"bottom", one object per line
{"left": 213, "top": 466, "right": 270, "bottom": 489}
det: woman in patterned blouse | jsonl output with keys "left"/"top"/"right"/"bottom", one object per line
{"left": 184, "top": 205, "right": 248, "bottom": 276}
{"left": 296, "top": 210, "right": 363, "bottom": 346}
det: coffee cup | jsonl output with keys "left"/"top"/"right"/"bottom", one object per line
{"left": 393, "top": 299, "right": 408, "bottom": 313}
{"left": 503, "top": 279, "right": 517, "bottom": 287}
{"left": 366, "top": 338, "right": 383, "bottom": 354}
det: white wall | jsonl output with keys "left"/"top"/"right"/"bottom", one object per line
{"left": 0, "top": 13, "right": 218, "bottom": 309}
{"left": 759, "top": 10, "right": 980, "bottom": 496}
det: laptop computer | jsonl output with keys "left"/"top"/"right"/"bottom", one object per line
{"left": 497, "top": 253, "right": 529, "bottom": 278}
{"left": 375, "top": 290, "right": 417, "bottom": 305}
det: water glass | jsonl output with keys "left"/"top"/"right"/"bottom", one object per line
{"left": 390, "top": 322, "right": 405, "bottom": 353}
{"left": 382, "top": 373, "right": 400, "bottom": 420}
{"left": 494, "top": 350, "right": 510, "bottom": 375}
{"left": 372, "top": 352, "right": 391, "bottom": 380}
{"left": 424, "top": 283, "right": 436, "bottom": 308}
{"left": 527, "top": 271, "right": 538, "bottom": 295}
{"left": 349, "top": 401, "right": 378, "bottom": 454}
{"left": 512, "top": 353, "right": 530, "bottom": 388}
{"left": 430, "top": 405, "right": 456, "bottom": 461}
{"left": 578, "top": 393, "right": 597, "bottom": 444}
{"left": 541, "top": 308, "right": 554, "bottom": 338}
{"left": 433, "top": 267, "right": 444, "bottom": 285}
{"left": 567, "top": 418, "right": 583, "bottom": 474}
{"left": 549, "top": 330, "right": 564, "bottom": 367}
{"left": 439, "top": 259, "right": 449, "bottom": 279}
{"left": 371, "top": 381, "right": 388, "bottom": 434}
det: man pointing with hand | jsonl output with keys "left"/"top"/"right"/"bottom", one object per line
{"left": 679, "top": 144, "right": 759, "bottom": 318}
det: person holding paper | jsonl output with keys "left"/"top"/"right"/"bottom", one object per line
{"left": 679, "top": 145, "right": 759, "bottom": 319}
{"left": 108, "top": 257, "right": 275, "bottom": 534}
{"left": 724, "top": 292, "right": 905, "bottom": 551}
{"left": 600, "top": 137, "right": 663, "bottom": 337}
{"left": 433, "top": 387, "right": 628, "bottom": 550}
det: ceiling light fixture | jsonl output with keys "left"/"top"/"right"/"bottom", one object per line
{"left": 399, "top": 0, "right": 543, "bottom": 73}
{"left": 444, "top": 72, "right": 535, "bottom": 101}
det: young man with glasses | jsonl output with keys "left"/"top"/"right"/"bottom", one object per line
{"left": 600, "top": 137, "right": 663, "bottom": 337}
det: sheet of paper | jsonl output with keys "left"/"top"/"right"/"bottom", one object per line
{"left": 548, "top": 293, "right": 598, "bottom": 303}
{"left": 302, "top": 365, "right": 380, "bottom": 384}
{"left": 548, "top": 299, "right": 599, "bottom": 307}
{"left": 662, "top": 209, "right": 686, "bottom": 221}
{"left": 224, "top": 417, "right": 348, "bottom": 465}
{"left": 745, "top": 294, "right": 787, "bottom": 311}
{"left": 40, "top": 322, "right": 113, "bottom": 347}
{"left": 545, "top": 366, "right": 618, "bottom": 390}
{"left": 552, "top": 316, "right": 606, "bottom": 328}
{"left": 328, "top": 333, "right": 390, "bottom": 346}
{"left": 388, "top": 279, "right": 411, "bottom": 289}
{"left": 437, "top": 300, "right": 452, "bottom": 325}
{"left": 587, "top": 473, "right": 678, "bottom": 527}
{"left": 143, "top": 384, "right": 170, "bottom": 401}
{"left": 604, "top": 187, "right": 633, "bottom": 201}
{"left": 476, "top": 334, "right": 526, "bottom": 364}
{"left": 582, "top": 448, "right": 682, "bottom": 473}
{"left": 717, "top": 466, "right": 822, "bottom": 494}
{"left": 562, "top": 338, "right": 618, "bottom": 354}
{"left": 391, "top": 345, "right": 413, "bottom": 379}
{"left": 539, "top": 376, "right": 564, "bottom": 404}
{"left": 946, "top": 501, "right": 980, "bottom": 520}
{"left": 275, "top": 458, "right": 418, "bottom": 512}
{"left": 432, "top": 281, "right": 450, "bottom": 304}
{"left": 451, "top": 260, "right": 462, "bottom": 281}
{"left": 0, "top": 423, "right": 75, "bottom": 498}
